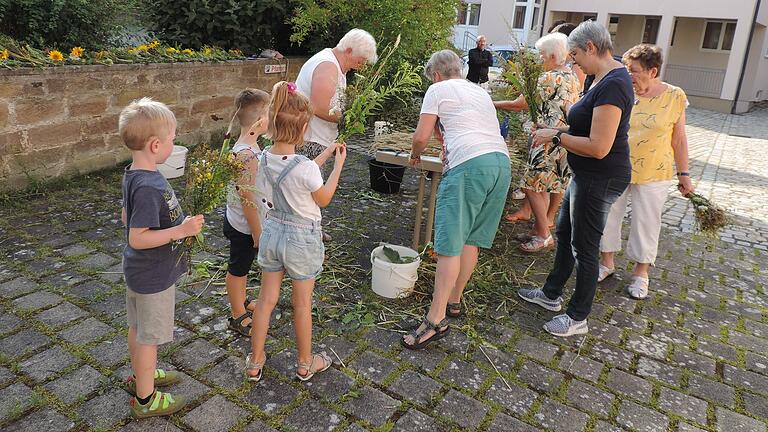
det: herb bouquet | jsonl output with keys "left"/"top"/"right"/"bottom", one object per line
{"left": 331, "top": 35, "right": 423, "bottom": 144}
{"left": 685, "top": 192, "right": 729, "bottom": 236}
{"left": 499, "top": 45, "right": 544, "bottom": 127}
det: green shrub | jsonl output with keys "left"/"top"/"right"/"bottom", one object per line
{"left": 144, "top": 0, "right": 298, "bottom": 55}
{"left": 0, "top": 0, "right": 138, "bottom": 49}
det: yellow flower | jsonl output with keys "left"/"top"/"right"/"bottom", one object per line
{"left": 95, "top": 50, "right": 107, "bottom": 60}
{"left": 137, "top": 44, "right": 149, "bottom": 51}
{"left": 0, "top": 49, "right": 8, "bottom": 61}
{"left": 202, "top": 47, "right": 212, "bottom": 56}
{"left": 166, "top": 47, "right": 178, "bottom": 54}
{"left": 70, "top": 46, "right": 84, "bottom": 57}
{"left": 182, "top": 48, "right": 194, "bottom": 55}
{"left": 148, "top": 40, "right": 160, "bottom": 49}
{"left": 48, "top": 50, "right": 64, "bottom": 62}
{"left": 127, "top": 48, "right": 137, "bottom": 54}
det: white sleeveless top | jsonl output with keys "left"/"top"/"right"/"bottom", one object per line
{"left": 225, "top": 142, "right": 262, "bottom": 234}
{"left": 296, "top": 48, "right": 346, "bottom": 147}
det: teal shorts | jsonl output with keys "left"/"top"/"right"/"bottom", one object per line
{"left": 434, "top": 152, "right": 511, "bottom": 256}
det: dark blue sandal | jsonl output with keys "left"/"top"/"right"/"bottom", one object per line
{"left": 401, "top": 316, "right": 449, "bottom": 350}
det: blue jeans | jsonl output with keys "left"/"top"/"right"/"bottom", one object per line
{"left": 542, "top": 173, "right": 629, "bottom": 321}
{"left": 257, "top": 215, "right": 324, "bottom": 280}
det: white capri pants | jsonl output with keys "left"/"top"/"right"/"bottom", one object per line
{"left": 600, "top": 180, "right": 673, "bottom": 265}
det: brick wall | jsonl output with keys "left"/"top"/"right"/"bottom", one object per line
{"left": 0, "top": 58, "right": 306, "bottom": 191}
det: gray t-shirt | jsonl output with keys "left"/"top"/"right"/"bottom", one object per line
{"left": 122, "top": 167, "right": 186, "bottom": 294}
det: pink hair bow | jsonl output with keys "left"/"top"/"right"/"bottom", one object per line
{"left": 286, "top": 82, "right": 297, "bottom": 94}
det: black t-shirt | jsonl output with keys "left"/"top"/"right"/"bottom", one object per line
{"left": 122, "top": 167, "right": 186, "bottom": 294}
{"left": 566, "top": 67, "right": 634, "bottom": 179}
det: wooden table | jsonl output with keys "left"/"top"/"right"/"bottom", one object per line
{"left": 375, "top": 150, "right": 443, "bottom": 250}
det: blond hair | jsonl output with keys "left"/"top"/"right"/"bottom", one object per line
{"left": 268, "top": 82, "right": 312, "bottom": 146}
{"left": 234, "top": 88, "right": 270, "bottom": 128}
{"left": 118, "top": 97, "right": 176, "bottom": 150}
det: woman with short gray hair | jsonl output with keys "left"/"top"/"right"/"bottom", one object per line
{"left": 517, "top": 21, "right": 634, "bottom": 337}
{"left": 401, "top": 49, "right": 511, "bottom": 350}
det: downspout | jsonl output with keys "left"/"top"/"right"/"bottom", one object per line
{"left": 732, "top": 0, "right": 761, "bottom": 114}
{"left": 541, "top": 0, "right": 549, "bottom": 37}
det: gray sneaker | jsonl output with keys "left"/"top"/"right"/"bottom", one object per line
{"left": 517, "top": 288, "right": 563, "bottom": 312}
{"left": 543, "top": 314, "right": 588, "bottom": 337}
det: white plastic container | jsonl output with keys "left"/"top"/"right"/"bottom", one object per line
{"left": 374, "top": 121, "right": 393, "bottom": 137}
{"left": 158, "top": 145, "right": 189, "bottom": 179}
{"left": 370, "top": 244, "right": 420, "bottom": 299}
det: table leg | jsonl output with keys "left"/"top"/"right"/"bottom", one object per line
{"left": 413, "top": 174, "right": 426, "bottom": 250}
{"left": 425, "top": 172, "right": 441, "bottom": 245}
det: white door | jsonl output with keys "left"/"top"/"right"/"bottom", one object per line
{"left": 453, "top": 1, "right": 482, "bottom": 50}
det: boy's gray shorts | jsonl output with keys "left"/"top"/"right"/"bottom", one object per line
{"left": 126, "top": 285, "right": 175, "bottom": 345}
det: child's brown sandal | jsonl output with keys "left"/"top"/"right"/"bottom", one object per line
{"left": 296, "top": 352, "right": 332, "bottom": 382}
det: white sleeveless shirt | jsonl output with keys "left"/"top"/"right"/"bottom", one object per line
{"left": 225, "top": 142, "right": 262, "bottom": 234}
{"left": 295, "top": 48, "right": 346, "bottom": 147}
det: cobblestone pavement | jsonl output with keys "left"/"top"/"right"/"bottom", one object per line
{"left": 0, "top": 111, "right": 767, "bottom": 432}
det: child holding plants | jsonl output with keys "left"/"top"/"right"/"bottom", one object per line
{"left": 246, "top": 81, "right": 345, "bottom": 382}
{"left": 223, "top": 88, "right": 270, "bottom": 337}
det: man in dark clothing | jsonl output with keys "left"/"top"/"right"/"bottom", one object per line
{"left": 466, "top": 35, "right": 493, "bottom": 84}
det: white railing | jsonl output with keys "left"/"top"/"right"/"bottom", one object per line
{"left": 463, "top": 31, "right": 478, "bottom": 52}
{"left": 664, "top": 64, "right": 726, "bottom": 98}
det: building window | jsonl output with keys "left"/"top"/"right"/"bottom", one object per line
{"left": 670, "top": 18, "right": 678, "bottom": 46}
{"left": 608, "top": 16, "right": 619, "bottom": 44}
{"left": 512, "top": 1, "right": 540, "bottom": 31}
{"left": 530, "top": 6, "right": 540, "bottom": 30}
{"left": 513, "top": 5, "right": 526, "bottom": 29}
{"left": 643, "top": 17, "right": 660, "bottom": 44}
{"left": 456, "top": 2, "right": 481, "bottom": 26}
{"left": 701, "top": 20, "right": 736, "bottom": 51}
{"left": 583, "top": 14, "right": 597, "bottom": 21}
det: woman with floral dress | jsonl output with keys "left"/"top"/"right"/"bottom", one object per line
{"left": 494, "top": 32, "right": 581, "bottom": 252}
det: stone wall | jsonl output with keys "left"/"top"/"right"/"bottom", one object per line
{"left": 0, "top": 58, "right": 306, "bottom": 191}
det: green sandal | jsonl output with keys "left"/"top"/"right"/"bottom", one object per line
{"left": 130, "top": 390, "right": 187, "bottom": 418}
{"left": 125, "top": 369, "right": 181, "bottom": 396}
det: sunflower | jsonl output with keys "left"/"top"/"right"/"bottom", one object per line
{"left": 0, "top": 49, "right": 8, "bottom": 61}
{"left": 48, "top": 50, "right": 64, "bottom": 62}
{"left": 148, "top": 40, "right": 160, "bottom": 49}
{"left": 71, "top": 46, "right": 84, "bottom": 57}
{"left": 166, "top": 47, "right": 178, "bottom": 54}
{"left": 137, "top": 44, "right": 149, "bottom": 52}
{"left": 182, "top": 48, "right": 194, "bottom": 55}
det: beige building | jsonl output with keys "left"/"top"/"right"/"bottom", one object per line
{"left": 453, "top": 0, "right": 768, "bottom": 113}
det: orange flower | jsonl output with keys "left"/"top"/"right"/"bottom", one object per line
{"left": 71, "top": 46, "right": 84, "bottom": 57}
{"left": 48, "top": 50, "right": 64, "bottom": 62}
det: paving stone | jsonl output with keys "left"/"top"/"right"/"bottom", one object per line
{"left": 0, "top": 277, "right": 38, "bottom": 298}
{"left": 658, "top": 387, "right": 708, "bottom": 425}
{"left": 609, "top": 311, "right": 649, "bottom": 332}
{"left": 435, "top": 389, "right": 488, "bottom": 429}
{"left": 636, "top": 356, "right": 682, "bottom": 386}
{"left": 242, "top": 419, "right": 278, "bottom": 432}
{"left": 617, "top": 400, "right": 669, "bottom": 432}
{"left": 176, "top": 302, "right": 216, "bottom": 327}
{"left": 0, "top": 311, "right": 22, "bottom": 333}
{"left": 487, "top": 412, "right": 538, "bottom": 432}
{"left": 58, "top": 317, "right": 113, "bottom": 345}
{"left": 88, "top": 293, "right": 126, "bottom": 317}
{"left": 80, "top": 252, "right": 117, "bottom": 270}
{"left": 626, "top": 334, "right": 669, "bottom": 361}
{"left": 304, "top": 366, "right": 355, "bottom": 401}
{"left": 266, "top": 348, "right": 298, "bottom": 378}
{"left": 607, "top": 369, "right": 653, "bottom": 402}
{"left": 12, "top": 291, "right": 63, "bottom": 311}
{"left": 700, "top": 307, "right": 738, "bottom": 325}
{"left": 342, "top": 424, "right": 367, "bottom": 432}
{"left": 566, "top": 379, "right": 615, "bottom": 416}
{"left": 77, "top": 388, "right": 131, "bottom": 429}
{"left": 160, "top": 370, "right": 210, "bottom": 403}
{"left": 440, "top": 329, "right": 471, "bottom": 353}
{"left": 98, "top": 264, "right": 124, "bottom": 283}
{"left": 348, "top": 351, "right": 397, "bottom": 384}
{"left": 516, "top": 360, "right": 563, "bottom": 394}
{"left": 588, "top": 321, "right": 624, "bottom": 345}
{"left": 439, "top": 358, "right": 488, "bottom": 391}
{"left": 687, "top": 374, "right": 735, "bottom": 407}
{"left": 651, "top": 324, "right": 691, "bottom": 345}
{"left": 35, "top": 302, "right": 88, "bottom": 328}
{"left": 472, "top": 345, "right": 516, "bottom": 372}
{"left": 44, "top": 365, "right": 105, "bottom": 403}
{"left": 19, "top": 346, "right": 77, "bottom": 382}
{"left": 513, "top": 335, "right": 559, "bottom": 362}
{"left": 745, "top": 319, "right": 768, "bottom": 338}
{"left": 58, "top": 244, "right": 94, "bottom": 257}
{"left": 533, "top": 398, "right": 590, "bottom": 432}
{"left": 744, "top": 392, "right": 768, "bottom": 420}
{"left": 388, "top": 370, "right": 442, "bottom": 406}
{"left": 0, "top": 366, "right": 15, "bottom": 385}
{"left": 724, "top": 364, "right": 768, "bottom": 394}
{"left": 120, "top": 417, "right": 184, "bottom": 432}
{"left": 696, "top": 337, "right": 738, "bottom": 362}
{"left": 5, "top": 409, "right": 75, "bottom": 432}
{"left": 173, "top": 338, "right": 226, "bottom": 372}
{"left": 677, "top": 423, "right": 709, "bottom": 432}
{"left": 89, "top": 335, "right": 129, "bottom": 368}
{"left": 594, "top": 421, "right": 625, "bottom": 432}
{"left": 0, "top": 383, "right": 33, "bottom": 421}
{"left": 674, "top": 349, "right": 717, "bottom": 375}
{"left": 392, "top": 409, "right": 446, "bottom": 432}
{"left": 244, "top": 376, "right": 299, "bottom": 414}
{"left": 716, "top": 407, "right": 767, "bottom": 432}
{"left": 182, "top": 394, "right": 247, "bottom": 432}
{"left": 683, "top": 317, "right": 723, "bottom": 339}
{"left": 362, "top": 327, "right": 401, "bottom": 351}
{"left": 344, "top": 385, "right": 400, "bottom": 427}
{"left": 282, "top": 399, "right": 343, "bottom": 432}
{"left": 318, "top": 335, "right": 356, "bottom": 366}
{"left": 729, "top": 332, "right": 768, "bottom": 354}
{"left": 397, "top": 346, "right": 446, "bottom": 373}
{"left": 203, "top": 356, "right": 244, "bottom": 389}
{"left": 0, "top": 329, "right": 50, "bottom": 359}
{"left": 590, "top": 341, "right": 634, "bottom": 370}
{"left": 485, "top": 377, "right": 537, "bottom": 415}
{"left": 66, "top": 280, "right": 113, "bottom": 301}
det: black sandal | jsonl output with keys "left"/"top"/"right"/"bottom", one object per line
{"left": 400, "top": 316, "right": 450, "bottom": 350}
{"left": 446, "top": 302, "right": 463, "bottom": 318}
{"left": 244, "top": 298, "right": 256, "bottom": 312}
{"left": 228, "top": 312, "right": 252, "bottom": 337}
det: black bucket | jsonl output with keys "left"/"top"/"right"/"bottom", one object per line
{"left": 368, "top": 159, "right": 406, "bottom": 194}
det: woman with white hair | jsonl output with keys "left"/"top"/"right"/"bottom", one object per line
{"left": 401, "top": 49, "right": 511, "bottom": 350}
{"left": 295, "top": 28, "right": 377, "bottom": 241}
{"left": 494, "top": 32, "right": 580, "bottom": 253}
{"left": 517, "top": 21, "right": 633, "bottom": 337}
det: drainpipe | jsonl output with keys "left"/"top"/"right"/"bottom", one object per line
{"left": 732, "top": 0, "right": 761, "bottom": 114}
{"left": 541, "top": 0, "right": 549, "bottom": 37}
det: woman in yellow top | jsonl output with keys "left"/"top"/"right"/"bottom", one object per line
{"left": 598, "top": 44, "right": 695, "bottom": 299}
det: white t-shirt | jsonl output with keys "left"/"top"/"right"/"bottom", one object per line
{"left": 296, "top": 48, "right": 346, "bottom": 147}
{"left": 225, "top": 143, "right": 262, "bottom": 234}
{"left": 420, "top": 79, "right": 509, "bottom": 171}
{"left": 255, "top": 152, "right": 324, "bottom": 221}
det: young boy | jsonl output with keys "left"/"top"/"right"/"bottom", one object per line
{"left": 224, "top": 88, "right": 271, "bottom": 336}
{"left": 120, "top": 97, "right": 204, "bottom": 418}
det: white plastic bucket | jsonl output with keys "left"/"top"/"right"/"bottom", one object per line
{"left": 374, "top": 121, "right": 392, "bottom": 137}
{"left": 158, "top": 145, "right": 189, "bottom": 179}
{"left": 370, "top": 244, "right": 420, "bottom": 299}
